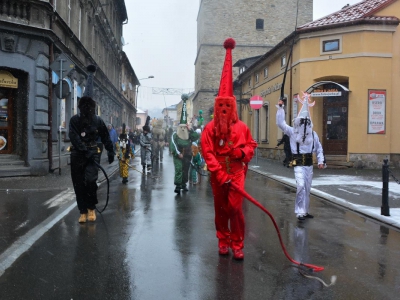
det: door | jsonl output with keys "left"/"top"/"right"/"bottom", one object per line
{"left": 323, "top": 93, "right": 348, "bottom": 155}
{"left": 0, "top": 88, "right": 13, "bottom": 154}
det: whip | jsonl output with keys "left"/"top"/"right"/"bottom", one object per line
{"left": 230, "top": 182, "right": 324, "bottom": 272}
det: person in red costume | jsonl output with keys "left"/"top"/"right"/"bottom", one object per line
{"left": 201, "top": 38, "right": 257, "bottom": 260}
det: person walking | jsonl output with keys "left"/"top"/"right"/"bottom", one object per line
{"left": 140, "top": 116, "right": 153, "bottom": 173}
{"left": 108, "top": 123, "right": 118, "bottom": 152}
{"left": 201, "top": 38, "right": 257, "bottom": 260}
{"left": 152, "top": 119, "right": 166, "bottom": 163}
{"left": 116, "top": 123, "right": 135, "bottom": 184}
{"left": 68, "top": 65, "right": 115, "bottom": 223}
{"left": 276, "top": 93, "right": 326, "bottom": 221}
{"left": 276, "top": 134, "right": 291, "bottom": 167}
{"left": 170, "top": 94, "right": 199, "bottom": 194}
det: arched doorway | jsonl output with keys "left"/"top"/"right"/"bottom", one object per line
{"left": 306, "top": 81, "right": 349, "bottom": 155}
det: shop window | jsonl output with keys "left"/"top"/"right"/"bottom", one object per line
{"left": 256, "top": 19, "right": 264, "bottom": 30}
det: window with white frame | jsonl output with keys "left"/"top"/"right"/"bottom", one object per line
{"left": 248, "top": 78, "right": 251, "bottom": 87}
{"left": 281, "top": 54, "right": 286, "bottom": 67}
{"left": 255, "top": 73, "right": 259, "bottom": 83}
{"left": 264, "top": 67, "right": 268, "bottom": 78}
{"left": 239, "top": 66, "right": 246, "bottom": 74}
{"left": 67, "top": 0, "right": 71, "bottom": 27}
{"left": 78, "top": 7, "right": 82, "bottom": 40}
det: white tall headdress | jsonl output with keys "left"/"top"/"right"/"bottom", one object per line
{"left": 297, "top": 92, "right": 315, "bottom": 120}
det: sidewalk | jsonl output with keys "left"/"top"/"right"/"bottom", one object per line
{"left": 248, "top": 156, "right": 400, "bottom": 229}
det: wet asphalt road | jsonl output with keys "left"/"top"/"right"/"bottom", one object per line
{"left": 0, "top": 151, "right": 400, "bottom": 299}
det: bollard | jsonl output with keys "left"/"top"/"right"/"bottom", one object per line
{"left": 381, "top": 159, "right": 390, "bottom": 216}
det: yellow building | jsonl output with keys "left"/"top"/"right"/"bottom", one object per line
{"left": 238, "top": 0, "right": 400, "bottom": 168}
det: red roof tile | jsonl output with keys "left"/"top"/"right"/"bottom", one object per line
{"left": 298, "top": 0, "right": 398, "bottom": 30}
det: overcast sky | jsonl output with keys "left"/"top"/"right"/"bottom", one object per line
{"left": 124, "top": 0, "right": 361, "bottom": 114}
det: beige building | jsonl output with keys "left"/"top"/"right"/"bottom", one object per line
{"left": 238, "top": 0, "right": 400, "bottom": 168}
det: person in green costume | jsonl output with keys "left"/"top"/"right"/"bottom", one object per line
{"left": 170, "top": 94, "right": 199, "bottom": 194}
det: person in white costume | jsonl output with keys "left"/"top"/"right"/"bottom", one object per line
{"left": 276, "top": 93, "right": 326, "bottom": 221}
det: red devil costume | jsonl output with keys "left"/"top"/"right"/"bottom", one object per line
{"left": 201, "top": 38, "right": 257, "bottom": 260}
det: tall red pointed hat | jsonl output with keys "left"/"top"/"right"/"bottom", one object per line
{"left": 218, "top": 38, "right": 236, "bottom": 97}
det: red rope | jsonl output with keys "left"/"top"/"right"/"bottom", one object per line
{"left": 231, "top": 182, "right": 324, "bottom": 272}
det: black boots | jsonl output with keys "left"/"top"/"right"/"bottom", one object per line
{"left": 174, "top": 186, "right": 181, "bottom": 194}
{"left": 122, "top": 177, "right": 128, "bottom": 184}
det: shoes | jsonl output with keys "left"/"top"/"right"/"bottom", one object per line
{"left": 78, "top": 213, "right": 87, "bottom": 223}
{"left": 122, "top": 177, "right": 128, "bottom": 184}
{"left": 304, "top": 213, "right": 314, "bottom": 218}
{"left": 88, "top": 209, "right": 96, "bottom": 222}
{"left": 182, "top": 186, "right": 189, "bottom": 192}
{"left": 219, "top": 246, "right": 229, "bottom": 255}
{"left": 174, "top": 186, "right": 181, "bottom": 194}
{"left": 297, "top": 214, "right": 305, "bottom": 221}
{"left": 233, "top": 249, "right": 244, "bottom": 260}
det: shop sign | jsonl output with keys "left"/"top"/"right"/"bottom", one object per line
{"left": 260, "top": 82, "right": 282, "bottom": 97}
{"left": 368, "top": 89, "right": 385, "bottom": 134}
{"left": 0, "top": 70, "right": 18, "bottom": 88}
{"left": 311, "top": 89, "right": 341, "bottom": 97}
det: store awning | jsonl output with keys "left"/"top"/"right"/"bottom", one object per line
{"left": 305, "top": 81, "right": 350, "bottom": 94}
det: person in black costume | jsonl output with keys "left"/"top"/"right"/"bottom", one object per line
{"left": 276, "top": 134, "right": 292, "bottom": 167}
{"left": 69, "top": 65, "right": 115, "bottom": 223}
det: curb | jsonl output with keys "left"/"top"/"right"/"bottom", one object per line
{"left": 248, "top": 166, "right": 400, "bottom": 230}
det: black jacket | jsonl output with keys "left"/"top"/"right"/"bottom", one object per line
{"left": 69, "top": 114, "right": 114, "bottom": 154}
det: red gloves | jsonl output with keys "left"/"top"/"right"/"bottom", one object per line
{"left": 216, "top": 169, "right": 231, "bottom": 186}
{"left": 230, "top": 148, "right": 244, "bottom": 160}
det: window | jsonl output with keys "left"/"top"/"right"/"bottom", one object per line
{"left": 264, "top": 67, "right": 268, "bottom": 78}
{"left": 67, "top": 0, "right": 71, "bottom": 27}
{"left": 78, "top": 7, "right": 82, "bottom": 40}
{"left": 256, "top": 19, "right": 264, "bottom": 30}
{"left": 239, "top": 66, "right": 246, "bottom": 74}
{"left": 248, "top": 78, "right": 251, "bottom": 87}
{"left": 255, "top": 73, "right": 259, "bottom": 83}
{"left": 323, "top": 39, "right": 340, "bottom": 52}
{"left": 281, "top": 55, "right": 286, "bottom": 67}
{"left": 320, "top": 36, "right": 342, "bottom": 55}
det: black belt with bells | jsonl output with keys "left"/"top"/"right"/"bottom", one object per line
{"left": 290, "top": 153, "right": 313, "bottom": 167}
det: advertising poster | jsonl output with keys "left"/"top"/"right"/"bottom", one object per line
{"left": 368, "top": 90, "right": 386, "bottom": 134}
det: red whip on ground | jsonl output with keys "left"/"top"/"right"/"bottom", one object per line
{"left": 230, "top": 182, "right": 324, "bottom": 272}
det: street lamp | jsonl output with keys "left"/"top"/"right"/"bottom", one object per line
{"left": 136, "top": 76, "right": 154, "bottom": 108}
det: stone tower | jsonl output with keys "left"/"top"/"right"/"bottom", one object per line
{"left": 194, "top": 0, "right": 313, "bottom": 121}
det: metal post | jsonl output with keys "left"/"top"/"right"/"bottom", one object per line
{"left": 58, "top": 59, "right": 63, "bottom": 175}
{"left": 381, "top": 159, "right": 390, "bottom": 216}
{"left": 255, "top": 144, "right": 258, "bottom": 165}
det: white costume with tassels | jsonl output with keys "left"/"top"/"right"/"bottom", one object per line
{"left": 276, "top": 93, "right": 325, "bottom": 218}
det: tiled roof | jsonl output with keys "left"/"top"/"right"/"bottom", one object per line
{"left": 298, "top": 0, "right": 398, "bottom": 31}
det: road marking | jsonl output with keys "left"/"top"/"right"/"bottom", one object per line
{"left": 0, "top": 190, "right": 76, "bottom": 277}
{"left": 338, "top": 188, "right": 360, "bottom": 195}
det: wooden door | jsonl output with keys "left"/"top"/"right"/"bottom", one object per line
{"left": 322, "top": 93, "right": 348, "bottom": 155}
{"left": 0, "top": 88, "right": 13, "bottom": 154}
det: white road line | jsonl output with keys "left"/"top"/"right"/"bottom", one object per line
{"left": 0, "top": 191, "right": 76, "bottom": 277}
{"left": 338, "top": 188, "right": 360, "bottom": 195}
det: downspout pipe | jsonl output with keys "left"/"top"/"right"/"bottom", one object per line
{"left": 48, "top": 0, "right": 54, "bottom": 172}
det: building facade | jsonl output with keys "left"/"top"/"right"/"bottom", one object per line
{"left": 238, "top": 0, "right": 400, "bottom": 169}
{"left": 193, "top": 0, "right": 313, "bottom": 122}
{"left": 0, "top": 0, "right": 137, "bottom": 177}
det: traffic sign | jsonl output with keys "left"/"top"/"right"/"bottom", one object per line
{"left": 250, "top": 95, "right": 263, "bottom": 109}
